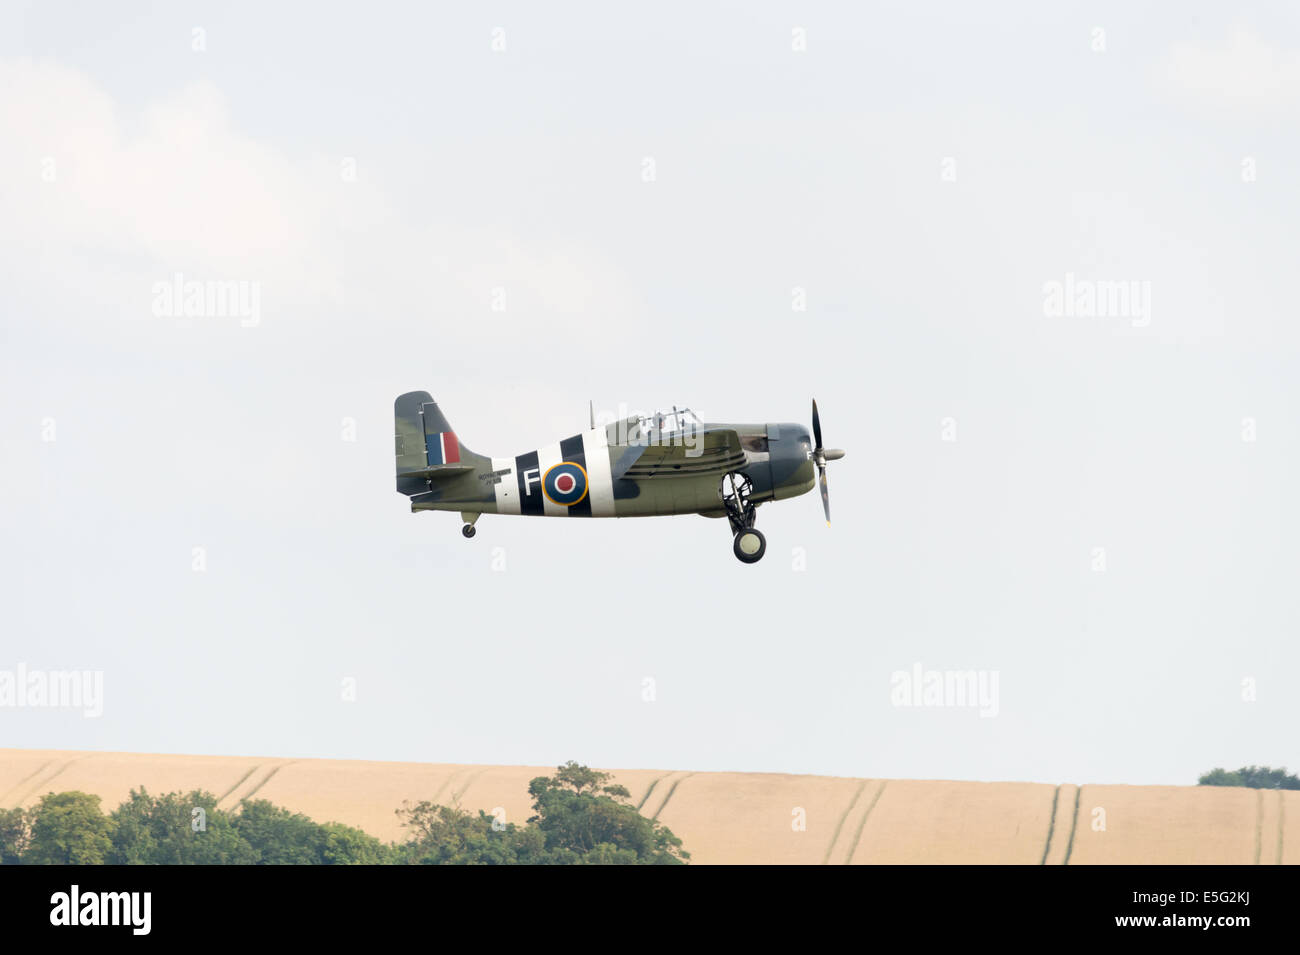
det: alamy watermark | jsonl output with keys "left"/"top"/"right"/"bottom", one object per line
{"left": 890, "top": 662, "right": 999, "bottom": 718}
{"left": 0, "top": 664, "right": 103, "bottom": 717}
{"left": 151, "top": 273, "right": 261, "bottom": 327}
{"left": 594, "top": 402, "right": 705, "bottom": 457}
{"left": 50, "top": 885, "right": 150, "bottom": 935}
{"left": 1043, "top": 273, "right": 1151, "bottom": 327}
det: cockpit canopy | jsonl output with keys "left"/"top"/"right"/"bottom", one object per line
{"left": 639, "top": 407, "right": 701, "bottom": 434}
{"left": 604, "top": 407, "right": 702, "bottom": 445}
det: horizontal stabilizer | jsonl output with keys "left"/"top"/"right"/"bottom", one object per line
{"left": 401, "top": 465, "right": 475, "bottom": 480}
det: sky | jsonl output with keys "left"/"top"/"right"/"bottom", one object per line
{"left": 1, "top": 1, "right": 1297, "bottom": 786}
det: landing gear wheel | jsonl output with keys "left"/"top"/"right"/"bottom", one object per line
{"left": 461, "top": 524, "right": 477, "bottom": 539}
{"left": 733, "top": 528, "right": 766, "bottom": 564}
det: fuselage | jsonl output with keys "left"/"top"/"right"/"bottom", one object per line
{"left": 406, "top": 418, "right": 816, "bottom": 519}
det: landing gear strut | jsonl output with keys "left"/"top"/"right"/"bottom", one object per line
{"left": 722, "top": 473, "right": 765, "bottom": 563}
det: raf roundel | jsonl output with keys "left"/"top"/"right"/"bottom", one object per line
{"left": 543, "top": 461, "right": 589, "bottom": 507}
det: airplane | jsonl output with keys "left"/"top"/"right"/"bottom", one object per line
{"left": 393, "top": 391, "right": 844, "bottom": 563}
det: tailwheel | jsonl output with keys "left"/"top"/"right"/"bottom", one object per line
{"left": 733, "top": 528, "right": 766, "bottom": 564}
{"left": 461, "top": 524, "right": 477, "bottom": 539}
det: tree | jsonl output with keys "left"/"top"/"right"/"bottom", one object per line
{"left": 527, "top": 761, "right": 688, "bottom": 864}
{"left": 0, "top": 807, "right": 29, "bottom": 864}
{"left": 233, "top": 799, "right": 327, "bottom": 864}
{"left": 24, "top": 792, "right": 114, "bottom": 865}
{"left": 320, "top": 822, "right": 395, "bottom": 865}
{"left": 108, "top": 788, "right": 257, "bottom": 864}
{"left": 397, "top": 801, "right": 544, "bottom": 865}
{"left": 5, "top": 762, "right": 694, "bottom": 865}
{"left": 1198, "top": 766, "right": 1300, "bottom": 790}
{"left": 1198, "top": 768, "right": 1244, "bottom": 787}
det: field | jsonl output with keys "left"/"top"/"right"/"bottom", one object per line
{"left": 2, "top": 749, "right": 1293, "bottom": 864}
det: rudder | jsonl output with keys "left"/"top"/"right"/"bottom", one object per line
{"left": 394, "top": 391, "right": 478, "bottom": 496}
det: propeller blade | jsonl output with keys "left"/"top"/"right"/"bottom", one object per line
{"left": 812, "top": 399, "right": 834, "bottom": 526}
{"left": 819, "top": 465, "right": 830, "bottom": 526}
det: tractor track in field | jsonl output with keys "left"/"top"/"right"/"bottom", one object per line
{"left": 650, "top": 772, "right": 695, "bottom": 821}
{"left": 822, "top": 780, "right": 868, "bottom": 865}
{"left": 0, "top": 758, "right": 55, "bottom": 807}
{"left": 1254, "top": 790, "right": 1263, "bottom": 864}
{"left": 8, "top": 754, "right": 92, "bottom": 808}
{"left": 843, "top": 780, "right": 887, "bottom": 864}
{"left": 430, "top": 768, "right": 465, "bottom": 805}
{"left": 636, "top": 774, "right": 669, "bottom": 813}
{"left": 1062, "top": 785, "right": 1083, "bottom": 865}
{"left": 216, "top": 766, "right": 259, "bottom": 806}
{"left": 451, "top": 768, "right": 487, "bottom": 805}
{"left": 242, "top": 761, "right": 297, "bottom": 802}
{"left": 1040, "top": 785, "right": 1062, "bottom": 865}
{"left": 1278, "top": 791, "right": 1286, "bottom": 865}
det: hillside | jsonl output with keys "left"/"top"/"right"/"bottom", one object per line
{"left": 2, "top": 749, "right": 1294, "bottom": 864}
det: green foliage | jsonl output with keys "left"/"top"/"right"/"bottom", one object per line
{"left": 25, "top": 792, "right": 114, "bottom": 865}
{"left": 1198, "top": 766, "right": 1300, "bottom": 789}
{"left": 1, "top": 761, "right": 691, "bottom": 864}
{"left": 108, "top": 788, "right": 257, "bottom": 864}
{"left": 0, "top": 807, "right": 30, "bottom": 865}
{"left": 233, "top": 799, "right": 329, "bottom": 865}
{"left": 321, "top": 822, "right": 395, "bottom": 865}
{"left": 1199, "top": 768, "right": 1244, "bottom": 787}
{"left": 396, "top": 801, "right": 544, "bottom": 865}
{"left": 526, "top": 761, "right": 689, "bottom": 865}
{"left": 391, "top": 761, "right": 688, "bottom": 864}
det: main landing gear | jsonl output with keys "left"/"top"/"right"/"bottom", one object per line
{"left": 461, "top": 512, "right": 479, "bottom": 539}
{"left": 722, "top": 473, "right": 765, "bottom": 564}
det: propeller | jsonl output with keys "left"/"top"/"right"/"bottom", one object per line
{"left": 811, "top": 399, "right": 845, "bottom": 526}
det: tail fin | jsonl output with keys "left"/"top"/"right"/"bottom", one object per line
{"left": 394, "top": 391, "right": 478, "bottom": 496}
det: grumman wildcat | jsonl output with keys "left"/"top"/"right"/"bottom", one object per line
{"left": 393, "top": 391, "right": 844, "bottom": 563}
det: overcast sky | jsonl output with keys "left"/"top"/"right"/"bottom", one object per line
{"left": 2, "top": 1, "right": 1297, "bottom": 786}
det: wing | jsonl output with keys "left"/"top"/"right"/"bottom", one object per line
{"left": 614, "top": 427, "right": 746, "bottom": 480}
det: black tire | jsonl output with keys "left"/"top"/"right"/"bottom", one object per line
{"left": 733, "top": 528, "right": 766, "bottom": 563}
{"left": 462, "top": 524, "right": 477, "bottom": 539}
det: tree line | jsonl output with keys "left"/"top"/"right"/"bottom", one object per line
{"left": 0, "top": 761, "right": 689, "bottom": 865}
{"left": 1197, "top": 765, "right": 1300, "bottom": 790}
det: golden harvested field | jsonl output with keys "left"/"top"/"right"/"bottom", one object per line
{"left": 848, "top": 779, "right": 1058, "bottom": 864}
{"left": 1, "top": 749, "right": 1292, "bottom": 864}
{"left": 1066, "top": 784, "right": 1264, "bottom": 865}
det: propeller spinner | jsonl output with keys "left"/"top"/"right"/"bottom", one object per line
{"left": 811, "top": 399, "right": 845, "bottom": 526}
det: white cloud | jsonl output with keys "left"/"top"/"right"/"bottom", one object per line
{"left": 1, "top": 59, "right": 334, "bottom": 282}
{"left": 0, "top": 57, "right": 640, "bottom": 346}
{"left": 1154, "top": 26, "right": 1300, "bottom": 113}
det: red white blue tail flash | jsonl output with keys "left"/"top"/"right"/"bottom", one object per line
{"left": 426, "top": 431, "right": 460, "bottom": 465}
